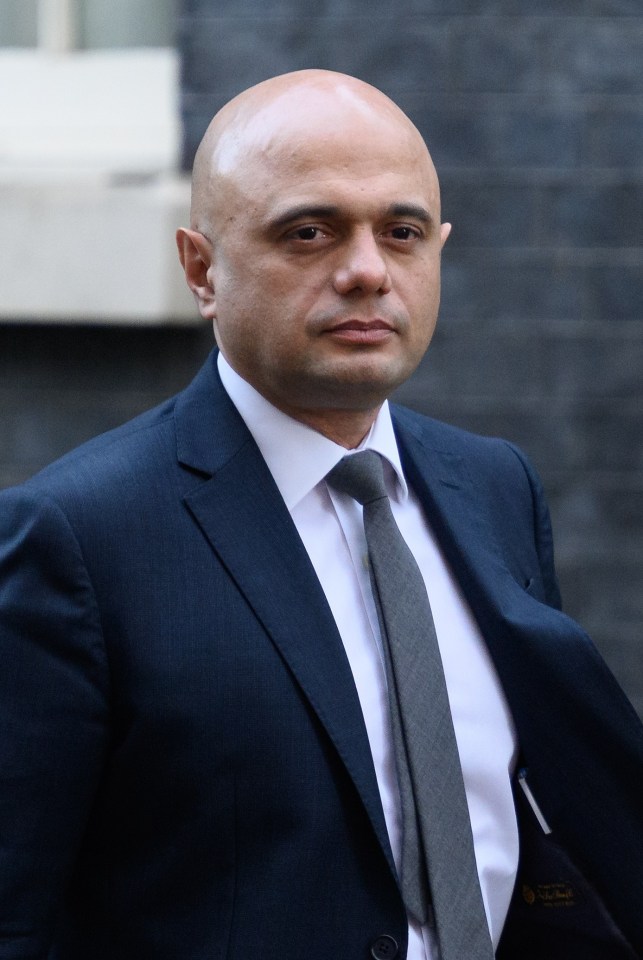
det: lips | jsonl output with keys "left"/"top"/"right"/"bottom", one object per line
{"left": 330, "top": 318, "right": 393, "bottom": 332}
{"left": 324, "top": 318, "right": 395, "bottom": 344}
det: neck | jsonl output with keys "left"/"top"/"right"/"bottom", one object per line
{"left": 275, "top": 404, "right": 381, "bottom": 449}
{"left": 217, "top": 353, "right": 383, "bottom": 448}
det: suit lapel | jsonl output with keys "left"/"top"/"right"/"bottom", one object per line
{"left": 392, "top": 410, "right": 506, "bottom": 593}
{"left": 391, "top": 408, "right": 595, "bottom": 759}
{"left": 391, "top": 409, "right": 547, "bottom": 673}
{"left": 173, "top": 354, "right": 396, "bottom": 875}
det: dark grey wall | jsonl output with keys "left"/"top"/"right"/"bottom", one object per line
{"left": 180, "top": 4, "right": 642, "bottom": 714}
{"left": 2, "top": 5, "right": 642, "bottom": 713}
{"left": 0, "top": 324, "right": 212, "bottom": 490}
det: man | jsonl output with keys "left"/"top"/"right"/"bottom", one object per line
{"left": 0, "top": 70, "right": 641, "bottom": 960}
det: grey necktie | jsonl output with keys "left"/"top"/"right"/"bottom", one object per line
{"left": 326, "top": 450, "right": 494, "bottom": 960}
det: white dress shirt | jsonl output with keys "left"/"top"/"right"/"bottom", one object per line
{"left": 218, "top": 353, "right": 520, "bottom": 959}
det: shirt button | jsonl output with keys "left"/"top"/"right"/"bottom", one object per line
{"left": 370, "top": 934, "right": 398, "bottom": 959}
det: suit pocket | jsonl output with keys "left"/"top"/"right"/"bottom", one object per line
{"left": 497, "top": 773, "right": 638, "bottom": 960}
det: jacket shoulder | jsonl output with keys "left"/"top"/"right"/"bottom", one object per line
{"left": 390, "top": 402, "right": 526, "bottom": 466}
{"left": 390, "top": 402, "right": 562, "bottom": 610}
{"left": 14, "top": 396, "right": 178, "bottom": 503}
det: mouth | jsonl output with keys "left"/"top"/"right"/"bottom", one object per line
{"left": 324, "top": 318, "right": 395, "bottom": 345}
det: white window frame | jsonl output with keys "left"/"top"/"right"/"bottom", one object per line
{"left": 0, "top": 0, "right": 195, "bottom": 324}
{"left": 38, "top": 0, "right": 77, "bottom": 53}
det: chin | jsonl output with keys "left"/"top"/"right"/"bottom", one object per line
{"left": 337, "top": 356, "right": 419, "bottom": 394}
{"left": 309, "top": 372, "right": 409, "bottom": 411}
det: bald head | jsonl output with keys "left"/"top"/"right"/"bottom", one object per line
{"left": 177, "top": 69, "right": 450, "bottom": 446}
{"left": 190, "top": 69, "right": 439, "bottom": 237}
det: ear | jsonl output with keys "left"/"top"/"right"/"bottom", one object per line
{"left": 176, "top": 227, "right": 217, "bottom": 320}
{"left": 439, "top": 222, "right": 452, "bottom": 248}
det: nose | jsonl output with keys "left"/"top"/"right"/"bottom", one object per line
{"left": 333, "top": 229, "right": 392, "bottom": 296}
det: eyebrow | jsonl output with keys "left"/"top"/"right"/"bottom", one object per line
{"left": 268, "top": 202, "right": 434, "bottom": 231}
{"left": 268, "top": 205, "right": 340, "bottom": 230}
{"left": 387, "top": 203, "right": 432, "bottom": 223}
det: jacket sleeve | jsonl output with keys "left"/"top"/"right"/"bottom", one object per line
{"left": 0, "top": 486, "right": 110, "bottom": 959}
{"left": 502, "top": 440, "right": 563, "bottom": 611}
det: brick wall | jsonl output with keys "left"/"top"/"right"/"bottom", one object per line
{"left": 179, "top": 1, "right": 643, "bottom": 714}
{"left": 1, "top": 4, "right": 641, "bottom": 712}
{"left": 0, "top": 324, "right": 212, "bottom": 490}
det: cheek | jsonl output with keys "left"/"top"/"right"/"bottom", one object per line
{"left": 402, "top": 271, "right": 442, "bottom": 344}
{"left": 402, "top": 269, "right": 439, "bottom": 313}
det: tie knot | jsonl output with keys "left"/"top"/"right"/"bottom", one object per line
{"left": 325, "top": 450, "right": 388, "bottom": 506}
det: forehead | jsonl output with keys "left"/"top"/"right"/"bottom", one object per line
{"left": 215, "top": 100, "right": 439, "bottom": 225}
{"left": 213, "top": 82, "right": 418, "bottom": 169}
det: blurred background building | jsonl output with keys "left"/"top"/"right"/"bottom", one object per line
{"left": 1, "top": 0, "right": 642, "bottom": 715}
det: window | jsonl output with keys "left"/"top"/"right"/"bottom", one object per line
{"left": 1, "top": 0, "right": 39, "bottom": 46}
{"left": 1, "top": 0, "right": 174, "bottom": 50}
{"left": 0, "top": 0, "right": 194, "bottom": 324}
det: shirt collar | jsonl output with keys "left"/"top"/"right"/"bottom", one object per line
{"left": 217, "top": 352, "right": 409, "bottom": 510}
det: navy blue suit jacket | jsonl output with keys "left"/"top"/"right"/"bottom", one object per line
{"left": 1, "top": 351, "right": 642, "bottom": 959}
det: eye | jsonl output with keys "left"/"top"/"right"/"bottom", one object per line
{"left": 388, "top": 225, "right": 420, "bottom": 241}
{"left": 289, "top": 226, "right": 324, "bottom": 241}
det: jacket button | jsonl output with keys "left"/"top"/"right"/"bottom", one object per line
{"left": 370, "top": 934, "right": 398, "bottom": 959}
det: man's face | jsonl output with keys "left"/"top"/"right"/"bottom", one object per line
{"left": 201, "top": 91, "right": 449, "bottom": 424}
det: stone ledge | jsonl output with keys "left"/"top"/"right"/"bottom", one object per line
{"left": 0, "top": 173, "right": 196, "bottom": 324}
